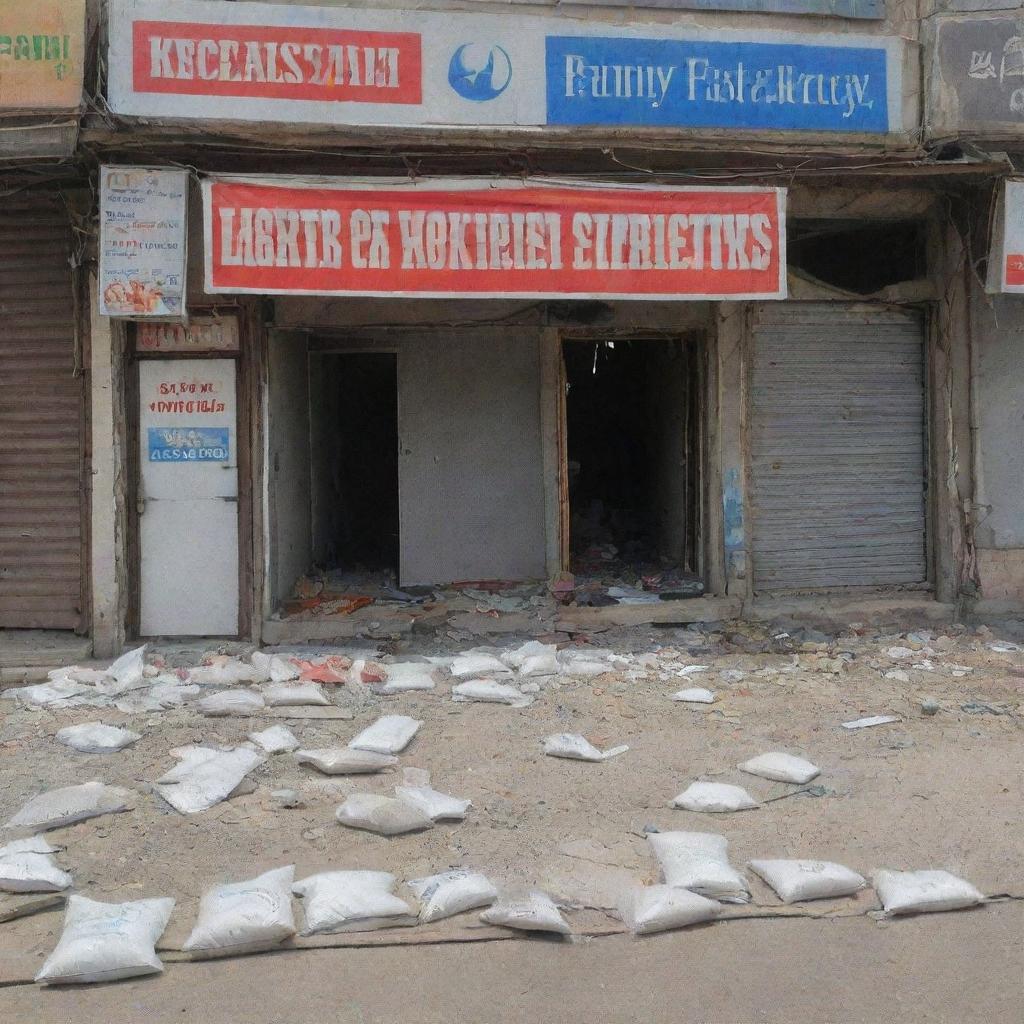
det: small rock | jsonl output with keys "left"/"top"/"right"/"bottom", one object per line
{"left": 920, "top": 700, "right": 940, "bottom": 716}
{"left": 271, "top": 788, "right": 302, "bottom": 809}
{"left": 641, "top": 823, "right": 660, "bottom": 834}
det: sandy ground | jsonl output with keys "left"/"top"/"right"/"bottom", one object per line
{"left": 0, "top": 618, "right": 1021, "bottom": 1020}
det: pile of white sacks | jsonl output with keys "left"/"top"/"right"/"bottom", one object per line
{"left": 26, "top": 841, "right": 987, "bottom": 985}
{"left": 0, "top": 643, "right": 995, "bottom": 986}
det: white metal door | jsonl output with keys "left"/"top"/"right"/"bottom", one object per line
{"left": 138, "top": 359, "right": 239, "bottom": 635}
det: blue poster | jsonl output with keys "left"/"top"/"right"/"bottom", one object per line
{"left": 546, "top": 36, "right": 889, "bottom": 133}
{"left": 148, "top": 426, "right": 230, "bottom": 463}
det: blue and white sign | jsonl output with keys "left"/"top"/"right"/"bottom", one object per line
{"left": 548, "top": 37, "right": 889, "bottom": 133}
{"left": 148, "top": 426, "right": 230, "bottom": 463}
{"left": 109, "top": 0, "right": 907, "bottom": 136}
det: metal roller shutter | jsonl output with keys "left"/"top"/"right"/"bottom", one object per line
{"left": 750, "top": 304, "right": 927, "bottom": 592}
{"left": 0, "top": 199, "right": 85, "bottom": 629}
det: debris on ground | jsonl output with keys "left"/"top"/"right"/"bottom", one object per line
{"left": 542, "top": 733, "right": 629, "bottom": 762}
{"left": 841, "top": 715, "right": 902, "bottom": 730}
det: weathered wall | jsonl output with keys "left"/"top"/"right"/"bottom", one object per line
{"left": 970, "top": 289, "right": 1024, "bottom": 603}
{"left": 267, "top": 332, "right": 312, "bottom": 606}
{"left": 308, "top": 328, "right": 547, "bottom": 585}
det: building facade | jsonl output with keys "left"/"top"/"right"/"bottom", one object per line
{"left": 1, "top": 0, "right": 1021, "bottom": 655}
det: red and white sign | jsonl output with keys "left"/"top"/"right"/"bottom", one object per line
{"left": 202, "top": 177, "right": 787, "bottom": 300}
{"left": 991, "top": 178, "right": 1024, "bottom": 294}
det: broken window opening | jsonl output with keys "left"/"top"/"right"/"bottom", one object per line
{"left": 787, "top": 219, "right": 926, "bottom": 295}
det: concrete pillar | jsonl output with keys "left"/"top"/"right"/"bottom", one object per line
{"left": 89, "top": 274, "right": 127, "bottom": 657}
{"left": 716, "top": 303, "right": 751, "bottom": 601}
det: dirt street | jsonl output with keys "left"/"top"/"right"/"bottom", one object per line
{"left": 0, "top": 618, "right": 1021, "bottom": 1022}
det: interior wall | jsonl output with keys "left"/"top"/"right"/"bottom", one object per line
{"left": 309, "top": 328, "right": 547, "bottom": 586}
{"left": 398, "top": 330, "right": 546, "bottom": 585}
{"left": 267, "top": 331, "right": 312, "bottom": 606}
{"left": 970, "top": 289, "right": 1024, "bottom": 603}
{"left": 645, "top": 341, "right": 690, "bottom": 566}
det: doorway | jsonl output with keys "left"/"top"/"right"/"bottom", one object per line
{"left": 309, "top": 352, "right": 400, "bottom": 585}
{"left": 560, "top": 336, "right": 702, "bottom": 599}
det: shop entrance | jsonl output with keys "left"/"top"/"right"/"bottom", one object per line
{"left": 308, "top": 352, "right": 400, "bottom": 585}
{"left": 560, "top": 335, "right": 703, "bottom": 600}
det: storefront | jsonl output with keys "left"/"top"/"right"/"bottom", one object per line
{"left": 0, "top": 1, "right": 88, "bottom": 633}
{"left": 89, "top": 0, "right": 984, "bottom": 642}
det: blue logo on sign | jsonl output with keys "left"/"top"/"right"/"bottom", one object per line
{"left": 448, "top": 44, "right": 512, "bottom": 101}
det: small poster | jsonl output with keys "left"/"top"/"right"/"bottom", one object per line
{"left": 99, "top": 165, "right": 188, "bottom": 318}
{"left": 147, "top": 426, "right": 230, "bottom": 463}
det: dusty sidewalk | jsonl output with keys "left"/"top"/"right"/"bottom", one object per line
{"left": 0, "top": 619, "right": 1021, "bottom": 1020}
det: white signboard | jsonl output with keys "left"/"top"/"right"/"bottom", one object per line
{"left": 107, "top": 0, "right": 905, "bottom": 136}
{"left": 99, "top": 165, "right": 188, "bottom": 318}
{"left": 988, "top": 178, "right": 1024, "bottom": 294}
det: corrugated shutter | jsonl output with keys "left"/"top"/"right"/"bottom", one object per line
{"left": 750, "top": 304, "right": 927, "bottom": 592}
{"left": 0, "top": 199, "right": 84, "bottom": 629}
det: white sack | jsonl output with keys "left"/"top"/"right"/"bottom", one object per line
{"left": 672, "top": 782, "right": 759, "bottom": 813}
{"left": 618, "top": 885, "right": 721, "bottom": 935}
{"left": 97, "top": 645, "right": 147, "bottom": 695}
{"left": 293, "top": 748, "right": 397, "bottom": 775}
{"left": 55, "top": 722, "right": 141, "bottom": 754}
{"left": 348, "top": 715, "right": 421, "bottom": 755}
{"left": 671, "top": 687, "right": 716, "bottom": 704}
{"left": 557, "top": 653, "right": 612, "bottom": 678}
{"left": 872, "top": 869, "right": 984, "bottom": 915}
{"left": 648, "top": 831, "right": 750, "bottom": 903}
{"left": 197, "top": 690, "right": 266, "bottom": 717}
{"left": 183, "top": 866, "right": 296, "bottom": 956}
{"left": 394, "top": 784, "right": 471, "bottom": 822}
{"left": 481, "top": 891, "right": 570, "bottom": 935}
{"left": 189, "top": 658, "right": 263, "bottom": 686}
{"left": 451, "top": 680, "right": 533, "bottom": 708}
{"left": 154, "top": 747, "right": 265, "bottom": 814}
{"left": 263, "top": 682, "right": 329, "bottom": 707}
{"left": 542, "top": 733, "right": 628, "bottom": 762}
{"left": 519, "top": 652, "right": 560, "bottom": 677}
{"left": 748, "top": 859, "right": 866, "bottom": 903}
{"left": 408, "top": 869, "right": 497, "bottom": 923}
{"left": 9, "top": 679, "right": 94, "bottom": 707}
{"left": 377, "top": 663, "right": 437, "bottom": 693}
{"left": 677, "top": 665, "right": 710, "bottom": 677}
{"left": 5, "top": 781, "right": 133, "bottom": 833}
{"left": 293, "top": 871, "right": 416, "bottom": 935}
{"left": 251, "top": 651, "right": 300, "bottom": 683}
{"left": 0, "top": 836, "right": 58, "bottom": 857}
{"left": 0, "top": 851, "right": 72, "bottom": 892}
{"left": 36, "top": 895, "right": 174, "bottom": 985}
{"left": 450, "top": 653, "right": 512, "bottom": 678}
{"left": 500, "top": 641, "right": 555, "bottom": 669}
{"left": 335, "top": 794, "right": 433, "bottom": 836}
{"left": 738, "top": 752, "right": 820, "bottom": 785}
{"left": 248, "top": 725, "right": 300, "bottom": 755}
